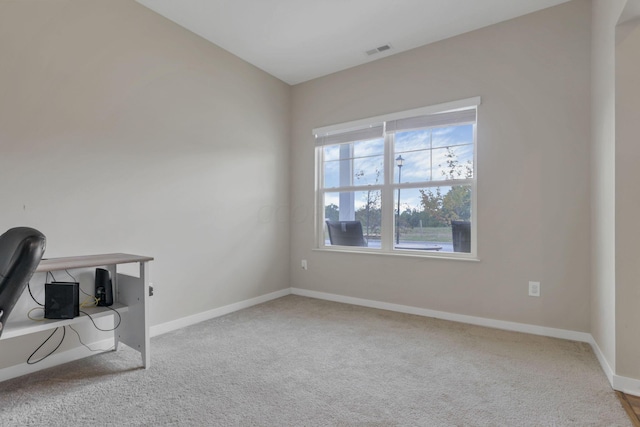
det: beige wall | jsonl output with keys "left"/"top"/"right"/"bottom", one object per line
{"left": 590, "top": 0, "right": 627, "bottom": 375}
{"left": 0, "top": 0, "right": 290, "bottom": 368}
{"left": 591, "top": 0, "right": 640, "bottom": 385}
{"left": 291, "top": 0, "right": 592, "bottom": 331}
{"left": 615, "top": 16, "right": 640, "bottom": 379}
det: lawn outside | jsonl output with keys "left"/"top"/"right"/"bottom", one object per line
{"left": 325, "top": 226, "right": 458, "bottom": 252}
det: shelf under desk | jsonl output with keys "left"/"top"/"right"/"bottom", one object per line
{"left": 1, "top": 253, "right": 153, "bottom": 369}
{"left": 0, "top": 303, "right": 128, "bottom": 340}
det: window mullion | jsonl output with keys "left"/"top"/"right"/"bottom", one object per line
{"left": 395, "top": 178, "right": 475, "bottom": 190}
{"left": 471, "top": 123, "right": 478, "bottom": 255}
{"left": 380, "top": 132, "right": 394, "bottom": 251}
{"left": 322, "top": 184, "right": 384, "bottom": 193}
{"left": 316, "top": 148, "right": 325, "bottom": 247}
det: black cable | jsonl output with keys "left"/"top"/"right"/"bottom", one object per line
{"left": 46, "top": 271, "right": 57, "bottom": 282}
{"left": 27, "top": 326, "right": 66, "bottom": 365}
{"left": 68, "top": 325, "right": 114, "bottom": 352}
{"left": 26, "top": 270, "right": 119, "bottom": 363}
{"left": 27, "top": 282, "right": 43, "bottom": 306}
{"left": 64, "top": 269, "right": 76, "bottom": 281}
{"left": 26, "top": 270, "right": 118, "bottom": 363}
{"left": 64, "top": 269, "right": 95, "bottom": 300}
{"left": 80, "top": 306, "right": 121, "bottom": 331}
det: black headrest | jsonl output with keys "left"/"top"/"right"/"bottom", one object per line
{"left": 0, "top": 227, "right": 46, "bottom": 280}
{"left": 0, "top": 227, "right": 46, "bottom": 335}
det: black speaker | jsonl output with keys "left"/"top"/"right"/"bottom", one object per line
{"left": 95, "top": 268, "right": 113, "bottom": 307}
{"left": 44, "top": 282, "right": 79, "bottom": 319}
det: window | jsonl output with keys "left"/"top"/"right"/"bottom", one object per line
{"left": 314, "top": 97, "right": 479, "bottom": 258}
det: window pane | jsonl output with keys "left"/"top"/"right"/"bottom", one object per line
{"left": 323, "top": 145, "right": 340, "bottom": 161}
{"left": 353, "top": 138, "right": 384, "bottom": 157}
{"left": 354, "top": 156, "right": 384, "bottom": 186}
{"left": 394, "top": 185, "right": 472, "bottom": 253}
{"left": 393, "top": 149, "right": 431, "bottom": 184}
{"left": 395, "top": 129, "right": 431, "bottom": 153}
{"left": 323, "top": 158, "right": 341, "bottom": 188}
{"left": 395, "top": 130, "right": 433, "bottom": 184}
{"left": 431, "top": 124, "right": 474, "bottom": 149}
{"left": 324, "top": 190, "right": 382, "bottom": 248}
{"left": 395, "top": 125, "right": 474, "bottom": 184}
{"left": 323, "top": 139, "right": 385, "bottom": 188}
{"left": 432, "top": 144, "right": 474, "bottom": 181}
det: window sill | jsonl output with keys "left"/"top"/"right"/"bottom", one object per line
{"left": 313, "top": 247, "right": 480, "bottom": 262}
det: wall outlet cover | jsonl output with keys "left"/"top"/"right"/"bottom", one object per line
{"left": 529, "top": 281, "right": 540, "bottom": 297}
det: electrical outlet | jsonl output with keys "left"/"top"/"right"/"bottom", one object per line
{"left": 301, "top": 260, "right": 308, "bottom": 270}
{"left": 529, "top": 281, "right": 540, "bottom": 297}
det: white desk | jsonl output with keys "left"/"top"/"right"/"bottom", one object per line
{"left": 0, "top": 253, "right": 154, "bottom": 368}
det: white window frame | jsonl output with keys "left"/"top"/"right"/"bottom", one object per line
{"left": 313, "top": 97, "right": 480, "bottom": 259}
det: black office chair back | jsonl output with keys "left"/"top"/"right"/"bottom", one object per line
{"left": 326, "top": 221, "right": 367, "bottom": 247}
{"left": 0, "top": 227, "right": 46, "bottom": 336}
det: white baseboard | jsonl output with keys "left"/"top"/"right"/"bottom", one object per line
{"left": 589, "top": 336, "right": 615, "bottom": 386}
{"left": 613, "top": 374, "right": 640, "bottom": 397}
{"left": 290, "top": 288, "right": 592, "bottom": 343}
{"left": 0, "top": 338, "right": 115, "bottom": 383}
{"left": 149, "top": 288, "right": 291, "bottom": 337}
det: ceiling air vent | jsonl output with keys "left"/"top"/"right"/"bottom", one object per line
{"left": 366, "top": 44, "right": 392, "bottom": 56}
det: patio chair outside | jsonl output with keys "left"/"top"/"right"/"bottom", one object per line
{"left": 326, "top": 221, "right": 367, "bottom": 247}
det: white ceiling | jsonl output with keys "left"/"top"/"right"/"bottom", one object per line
{"left": 136, "top": 0, "right": 572, "bottom": 85}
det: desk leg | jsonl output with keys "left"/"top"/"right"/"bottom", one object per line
{"left": 116, "top": 261, "right": 150, "bottom": 368}
{"left": 108, "top": 264, "right": 120, "bottom": 352}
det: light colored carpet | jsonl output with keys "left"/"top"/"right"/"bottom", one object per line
{"left": 0, "top": 295, "right": 631, "bottom": 426}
